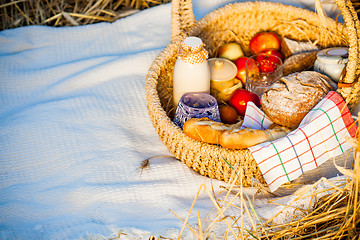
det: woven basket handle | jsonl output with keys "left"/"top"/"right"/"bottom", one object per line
{"left": 334, "top": 0, "right": 359, "bottom": 85}
{"left": 171, "top": 0, "right": 195, "bottom": 41}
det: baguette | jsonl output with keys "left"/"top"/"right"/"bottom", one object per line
{"left": 219, "top": 124, "right": 291, "bottom": 149}
{"left": 182, "top": 117, "right": 242, "bottom": 144}
{"left": 183, "top": 118, "right": 290, "bottom": 149}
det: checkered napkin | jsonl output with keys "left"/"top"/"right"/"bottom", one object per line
{"left": 244, "top": 91, "right": 358, "bottom": 192}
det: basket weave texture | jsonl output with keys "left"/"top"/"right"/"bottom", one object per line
{"left": 145, "top": 0, "right": 360, "bottom": 186}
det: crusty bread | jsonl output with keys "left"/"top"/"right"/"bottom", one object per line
{"left": 183, "top": 117, "right": 232, "bottom": 144}
{"left": 183, "top": 117, "right": 290, "bottom": 149}
{"left": 283, "top": 51, "right": 318, "bottom": 76}
{"left": 219, "top": 124, "right": 290, "bottom": 149}
{"left": 261, "top": 71, "right": 337, "bottom": 128}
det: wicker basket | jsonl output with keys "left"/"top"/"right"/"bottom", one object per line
{"left": 145, "top": 0, "right": 360, "bottom": 186}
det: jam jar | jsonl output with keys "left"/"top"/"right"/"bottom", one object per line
{"left": 208, "top": 58, "right": 239, "bottom": 103}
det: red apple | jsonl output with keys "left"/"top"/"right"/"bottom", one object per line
{"left": 234, "top": 57, "right": 248, "bottom": 85}
{"left": 249, "top": 32, "right": 281, "bottom": 54}
{"left": 255, "top": 54, "right": 281, "bottom": 73}
{"left": 260, "top": 49, "right": 283, "bottom": 61}
{"left": 229, "top": 89, "right": 261, "bottom": 116}
{"left": 217, "top": 42, "right": 244, "bottom": 61}
{"left": 234, "top": 57, "right": 259, "bottom": 85}
{"left": 255, "top": 54, "right": 282, "bottom": 73}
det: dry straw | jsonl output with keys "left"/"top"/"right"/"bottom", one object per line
{"left": 172, "top": 116, "right": 359, "bottom": 239}
{"left": 1, "top": 0, "right": 359, "bottom": 31}
{"left": 0, "top": 0, "right": 171, "bottom": 30}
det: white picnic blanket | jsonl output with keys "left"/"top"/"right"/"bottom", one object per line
{"left": 0, "top": 0, "right": 354, "bottom": 239}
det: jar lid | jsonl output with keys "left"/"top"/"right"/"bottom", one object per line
{"left": 316, "top": 47, "right": 349, "bottom": 64}
{"left": 208, "top": 58, "right": 237, "bottom": 81}
{"left": 179, "top": 37, "right": 209, "bottom": 64}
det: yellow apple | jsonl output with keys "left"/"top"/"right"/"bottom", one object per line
{"left": 217, "top": 42, "right": 244, "bottom": 61}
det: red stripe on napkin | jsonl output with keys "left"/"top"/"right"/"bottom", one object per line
{"left": 298, "top": 128, "right": 318, "bottom": 167}
{"left": 326, "top": 91, "right": 357, "bottom": 138}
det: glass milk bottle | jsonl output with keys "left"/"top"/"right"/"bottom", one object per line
{"left": 173, "top": 37, "right": 211, "bottom": 107}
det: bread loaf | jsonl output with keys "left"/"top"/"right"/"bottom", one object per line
{"left": 283, "top": 51, "right": 318, "bottom": 76}
{"left": 261, "top": 71, "right": 337, "bottom": 128}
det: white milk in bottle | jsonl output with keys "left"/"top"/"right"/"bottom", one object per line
{"left": 173, "top": 37, "right": 211, "bottom": 107}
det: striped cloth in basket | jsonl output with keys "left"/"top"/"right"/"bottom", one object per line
{"left": 245, "top": 91, "right": 357, "bottom": 192}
